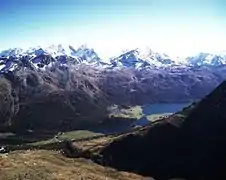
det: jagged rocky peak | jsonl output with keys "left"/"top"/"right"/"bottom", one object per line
{"left": 73, "top": 45, "right": 101, "bottom": 63}
{"left": 1, "top": 45, "right": 226, "bottom": 71}
{"left": 0, "top": 44, "right": 100, "bottom": 59}
{"left": 109, "top": 48, "right": 177, "bottom": 68}
{"left": 0, "top": 44, "right": 104, "bottom": 73}
{"left": 0, "top": 47, "right": 24, "bottom": 58}
{"left": 186, "top": 52, "right": 226, "bottom": 66}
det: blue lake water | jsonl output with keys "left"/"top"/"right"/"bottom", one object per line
{"left": 142, "top": 103, "right": 191, "bottom": 116}
{"left": 94, "top": 102, "right": 192, "bottom": 133}
{"left": 133, "top": 102, "right": 192, "bottom": 127}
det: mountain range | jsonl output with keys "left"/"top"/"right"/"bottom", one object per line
{"left": 1, "top": 45, "right": 226, "bottom": 73}
{"left": 1, "top": 44, "right": 226, "bottom": 108}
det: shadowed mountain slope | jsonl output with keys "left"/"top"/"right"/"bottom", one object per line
{"left": 87, "top": 81, "right": 226, "bottom": 180}
{"left": 0, "top": 65, "right": 110, "bottom": 133}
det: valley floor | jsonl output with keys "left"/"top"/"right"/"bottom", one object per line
{"left": 0, "top": 104, "right": 189, "bottom": 180}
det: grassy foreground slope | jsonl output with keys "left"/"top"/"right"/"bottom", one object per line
{"left": 0, "top": 150, "right": 145, "bottom": 180}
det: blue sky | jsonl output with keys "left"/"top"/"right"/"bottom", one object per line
{"left": 0, "top": 0, "right": 226, "bottom": 58}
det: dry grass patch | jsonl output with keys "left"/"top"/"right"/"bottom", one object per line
{"left": 0, "top": 150, "right": 144, "bottom": 180}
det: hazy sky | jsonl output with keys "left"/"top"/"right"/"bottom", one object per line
{"left": 0, "top": 0, "right": 226, "bottom": 58}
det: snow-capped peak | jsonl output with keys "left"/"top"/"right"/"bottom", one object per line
{"left": 109, "top": 48, "right": 179, "bottom": 69}
{"left": 0, "top": 45, "right": 105, "bottom": 73}
{"left": 0, "top": 48, "right": 24, "bottom": 58}
{"left": 1, "top": 45, "right": 226, "bottom": 74}
{"left": 25, "top": 44, "right": 81, "bottom": 58}
{"left": 0, "top": 44, "right": 101, "bottom": 61}
{"left": 186, "top": 52, "right": 226, "bottom": 66}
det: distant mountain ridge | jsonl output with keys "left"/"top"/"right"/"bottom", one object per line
{"left": 0, "top": 45, "right": 108, "bottom": 73}
{"left": 1, "top": 45, "right": 226, "bottom": 73}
